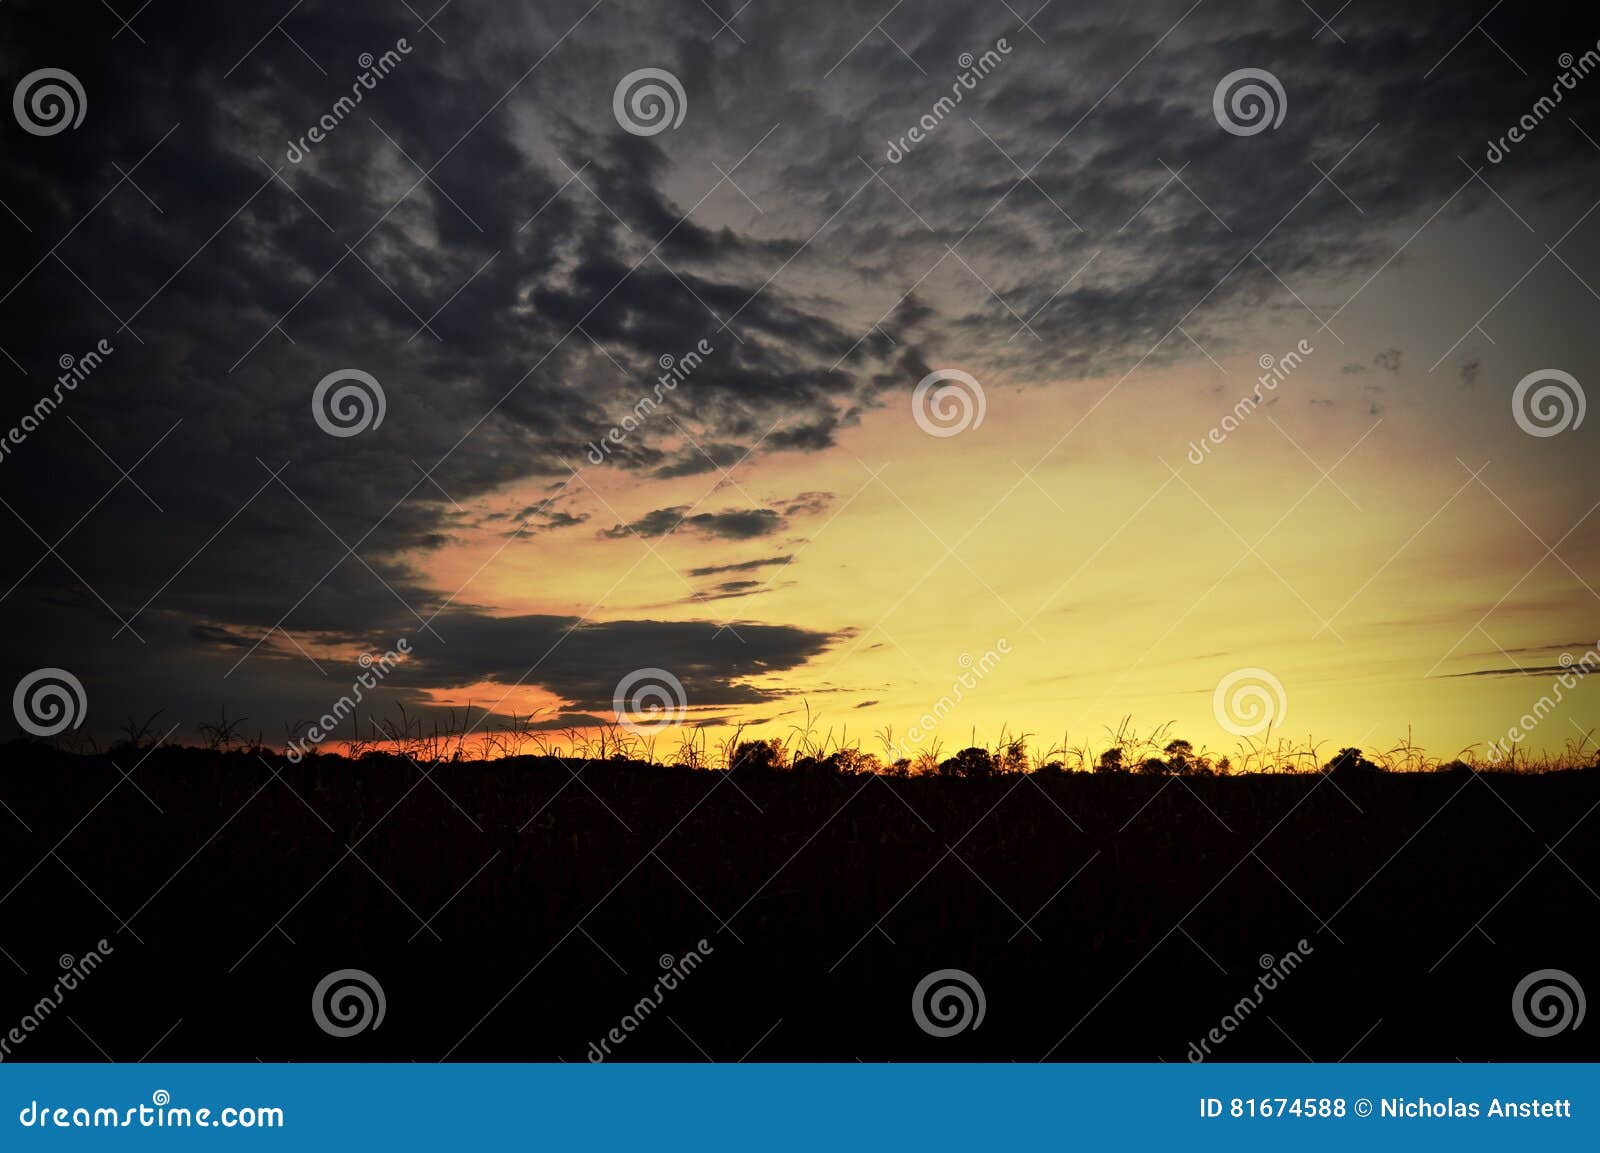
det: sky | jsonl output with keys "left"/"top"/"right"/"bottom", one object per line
{"left": 1, "top": 0, "right": 1598, "bottom": 764}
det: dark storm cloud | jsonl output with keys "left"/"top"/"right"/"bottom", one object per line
{"left": 778, "top": 492, "right": 833, "bottom": 518}
{"left": 657, "top": 578, "right": 780, "bottom": 607}
{"left": 394, "top": 612, "right": 837, "bottom": 709}
{"left": 1, "top": 0, "right": 1595, "bottom": 738}
{"left": 500, "top": 508, "right": 590, "bottom": 536}
{"left": 687, "top": 555, "right": 794, "bottom": 578}
{"left": 0, "top": 595, "right": 835, "bottom": 738}
{"left": 601, "top": 506, "right": 785, "bottom": 540}
{"left": 767, "top": 421, "right": 840, "bottom": 452}
{"left": 650, "top": 441, "right": 749, "bottom": 480}
{"left": 1446, "top": 665, "right": 1593, "bottom": 679}
{"left": 705, "top": 580, "right": 761, "bottom": 595}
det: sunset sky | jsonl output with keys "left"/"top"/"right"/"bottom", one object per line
{"left": 2, "top": 0, "right": 1597, "bottom": 763}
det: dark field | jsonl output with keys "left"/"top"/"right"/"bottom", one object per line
{"left": 2, "top": 743, "right": 1596, "bottom": 1062}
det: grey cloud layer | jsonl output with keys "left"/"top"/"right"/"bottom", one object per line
{"left": 0, "top": 0, "right": 1593, "bottom": 736}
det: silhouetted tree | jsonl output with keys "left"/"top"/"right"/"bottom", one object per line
{"left": 791, "top": 749, "right": 877, "bottom": 776}
{"left": 1325, "top": 746, "right": 1380, "bottom": 776}
{"left": 939, "top": 747, "right": 996, "bottom": 778}
{"left": 1136, "top": 739, "right": 1209, "bottom": 775}
{"left": 1096, "top": 748, "right": 1126, "bottom": 774}
{"left": 994, "top": 736, "right": 1030, "bottom": 774}
{"left": 829, "top": 749, "right": 881, "bottom": 775}
{"left": 730, "top": 738, "right": 786, "bottom": 772}
{"left": 1166, "top": 739, "right": 1209, "bottom": 775}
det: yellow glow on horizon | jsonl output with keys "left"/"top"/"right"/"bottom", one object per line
{"left": 407, "top": 247, "right": 1600, "bottom": 768}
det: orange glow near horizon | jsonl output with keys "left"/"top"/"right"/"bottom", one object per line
{"left": 399, "top": 213, "right": 1600, "bottom": 770}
